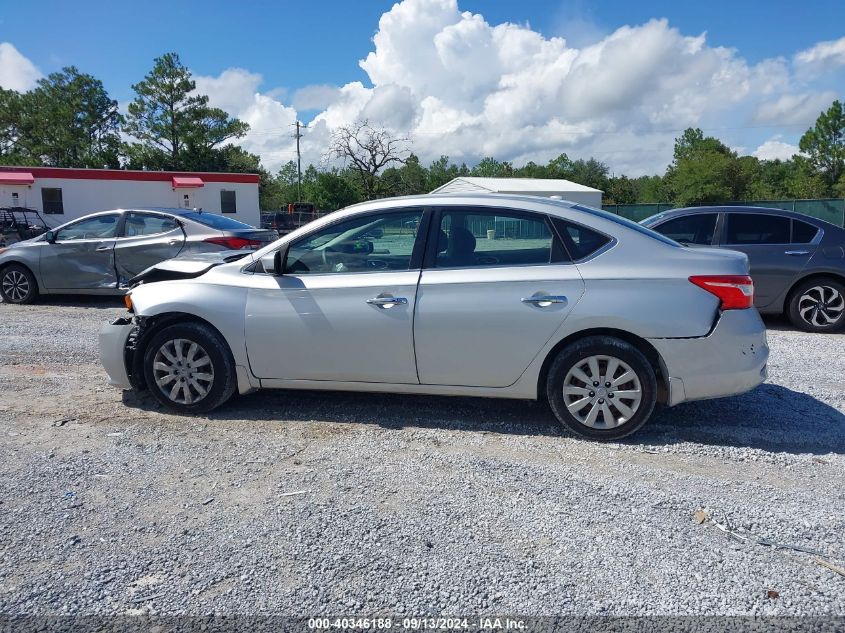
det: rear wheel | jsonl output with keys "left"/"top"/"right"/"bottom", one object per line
{"left": 143, "top": 322, "right": 237, "bottom": 413}
{"left": 0, "top": 264, "right": 38, "bottom": 304}
{"left": 547, "top": 336, "right": 657, "bottom": 441}
{"left": 787, "top": 277, "right": 845, "bottom": 333}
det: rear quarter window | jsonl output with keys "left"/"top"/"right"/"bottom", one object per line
{"left": 571, "top": 204, "right": 680, "bottom": 247}
{"left": 792, "top": 220, "right": 819, "bottom": 244}
{"left": 551, "top": 217, "right": 611, "bottom": 260}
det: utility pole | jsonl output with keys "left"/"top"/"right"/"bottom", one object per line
{"left": 292, "top": 121, "right": 307, "bottom": 202}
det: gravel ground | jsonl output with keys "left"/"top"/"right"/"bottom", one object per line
{"left": 0, "top": 297, "right": 843, "bottom": 617}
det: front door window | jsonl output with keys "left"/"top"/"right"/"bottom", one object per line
{"left": 285, "top": 210, "right": 423, "bottom": 274}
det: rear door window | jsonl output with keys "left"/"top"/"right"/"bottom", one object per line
{"left": 433, "top": 208, "right": 562, "bottom": 268}
{"left": 725, "top": 213, "right": 790, "bottom": 245}
{"left": 122, "top": 212, "right": 180, "bottom": 237}
{"left": 652, "top": 214, "right": 717, "bottom": 245}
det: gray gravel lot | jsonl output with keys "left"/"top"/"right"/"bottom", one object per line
{"left": 0, "top": 297, "right": 843, "bottom": 616}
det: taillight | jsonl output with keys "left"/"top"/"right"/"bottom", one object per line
{"left": 203, "top": 236, "right": 263, "bottom": 250}
{"left": 689, "top": 275, "right": 754, "bottom": 310}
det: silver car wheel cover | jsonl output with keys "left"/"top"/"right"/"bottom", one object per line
{"left": 798, "top": 285, "right": 844, "bottom": 327}
{"left": 2, "top": 270, "right": 30, "bottom": 302}
{"left": 152, "top": 338, "right": 214, "bottom": 405}
{"left": 563, "top": 354, "right": 642, "bottom": 429}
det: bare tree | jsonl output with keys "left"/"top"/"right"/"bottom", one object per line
{"left": 325, "top": 120, "right": 409, "bottom": 199}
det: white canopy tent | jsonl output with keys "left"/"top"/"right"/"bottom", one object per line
{"left": 430, "top": 176, "right": 602, "bottom": 207}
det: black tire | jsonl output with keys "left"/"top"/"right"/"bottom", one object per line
{"left": 786, "top": 277, "right": 845, "bottom": 333}
{"left": 546, "top": 336, "right": 657, "bottom": 441}
{"left": 0, "top": 263, "right": 38, "bottom": 304}
{"left": 142, "top": 322, "right": 237, "bottom": 414}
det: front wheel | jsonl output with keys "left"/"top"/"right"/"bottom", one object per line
{"left": 143, "top": 322, "right": 237, "bottom": 413}
{"left": 1, "top": 264, "right": 38, "bottom": 304}
{"left": 787, "top": 277, "right": 845, "bottom": 333}
{"left": 546, "top": 336, "right": 657, "bottom": 441}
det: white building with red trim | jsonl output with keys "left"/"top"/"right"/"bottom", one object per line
{"left": 0, "top": 167, "right": 260, "bottom": 228}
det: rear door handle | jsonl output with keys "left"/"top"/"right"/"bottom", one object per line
{"left": 784, "top": 250, "right": 810, "bottom": 256}
{"left": 521, "top": 295, "right": 567, "bottom": 306}
{"left": 366, "top": 296, "right": 408, "bottom": 309}
{"left": 168, "top": 239, "right": 181, "bottom": 245}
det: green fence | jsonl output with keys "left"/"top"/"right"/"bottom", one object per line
{"left": 602, "top": 199, "right": 845, "bottom": 227}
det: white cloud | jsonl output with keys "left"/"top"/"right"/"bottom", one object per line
{"left": 753, "top": 91, "right": 838, "bottom": 126}
{"left": 292, "top": 84, "right": 341, "bottom": 111}
{"left": 172, "top": 0, "right": 845, "bottom": 176}
{"left": 0, "top": 42, "right": 42, "bottom": 91}
{"left": 194, "top": 68, "right": 300, "bottom": 171}
{"left": 794, "top": 36, "right": 845, "bottom": 73}
{"left": 752, "top": 137, "right": 799, "bottom": 161}
{"left": 194, "top": 68, "right": 264, "bottom": 114}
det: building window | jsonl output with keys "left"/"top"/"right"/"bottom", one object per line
{"left": 221, "top": 190, "right": 236, "bottom": 214}
{"left": 42, "top": 188, "right": 64, "bottom": 214}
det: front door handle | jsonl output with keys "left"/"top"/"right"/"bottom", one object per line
{"left": 784, "top": 250, "right": 810, "bottom": 256}
{"left": 95, "top": 245, "right": 112, "bottom": 252}
{"left": 366, "top": 296, "right": 408, "bottom": 309}
{"left": 521, "top": 295, "right": 567, "bottom": 306}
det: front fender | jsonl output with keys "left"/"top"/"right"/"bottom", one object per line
{"left": 129, "top": 281, "right": 250, "bottom": 369}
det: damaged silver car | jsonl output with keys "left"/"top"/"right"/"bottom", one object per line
{"left": 0, "top": 208, "right": 275, "bottom": 303}
{"left": 100, "top": 194, "right": 770, "bottom": 441}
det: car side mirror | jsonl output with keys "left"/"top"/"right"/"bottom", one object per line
{"left": 259, "top": 248, "right": 286, "bottom": 275}
{"left": 45, "top": 230, "right": 56, "bottom": 243}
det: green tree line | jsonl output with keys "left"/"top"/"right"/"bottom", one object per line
{"left": 1, "top": 50, "right": 843, "bottom": 211}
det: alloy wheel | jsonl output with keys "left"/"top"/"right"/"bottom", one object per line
{"left": 562, "top": 354, "right": 642, "bottom": 429}
{"left": 2, "top": 270, "right": 30, "bottom": 302}
{"left": 797, "top": 285, "right": 844, "bottom": 328}
{"left": 152, "top": 338, "right": 215, "bottom": 405}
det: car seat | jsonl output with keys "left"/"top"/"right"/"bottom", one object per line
{"left": 441, "top": 226, "right": 477, "bottom": 267}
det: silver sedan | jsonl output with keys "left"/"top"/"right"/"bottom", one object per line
{"left": 99, "top": 194, "right": 769, "bottom": 440}
{"left": 0, "top": 208, "right": 275, "bottom": 303}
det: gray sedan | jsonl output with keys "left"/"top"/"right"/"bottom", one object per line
{"left": 0, "top": 208, "right": 275, "bottom": 304}
{"left": 642, "top": 206, "right": 845, "bottom": 333}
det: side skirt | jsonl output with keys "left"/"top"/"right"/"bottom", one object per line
{"left": 259, "top": 378, "right": 537, "bottom": 400}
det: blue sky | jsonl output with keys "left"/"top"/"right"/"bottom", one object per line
{"left": 1, "top": 0, "right": 844, "bottom": 173}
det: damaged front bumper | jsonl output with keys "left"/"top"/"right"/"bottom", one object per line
{"left": 98, "top": 317, "right": 136, "bottom": 390}
{"left": 648, "top": 309, "right": 769, "bottom": 406}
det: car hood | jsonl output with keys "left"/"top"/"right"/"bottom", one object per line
{"left": 129, "top": 251, "right": 253, "bottom": 287}
{"left": 3, "top": 236, "right": 43, "bottom": 248}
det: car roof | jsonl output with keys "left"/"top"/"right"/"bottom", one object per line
{"left": 344, "top": 192, "right": 583, "bottom": 210}
{"left": 652, "top": 205, "right": 827, "bottom": 225}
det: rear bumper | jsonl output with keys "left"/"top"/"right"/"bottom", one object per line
{"left": 99, "top": 317, "right": 134, "bottom": 390}
{"left": 648, "top": 309, "right": 769, "bottom": 406}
